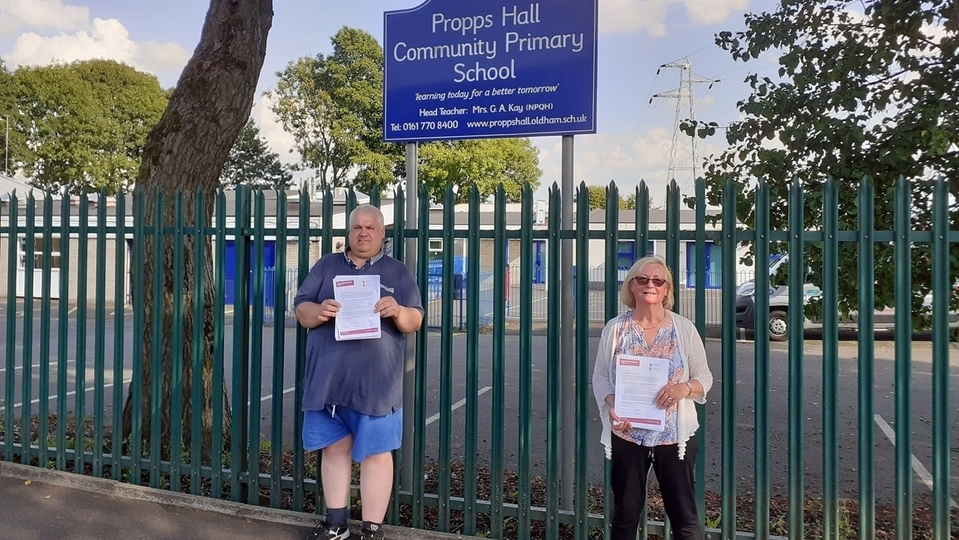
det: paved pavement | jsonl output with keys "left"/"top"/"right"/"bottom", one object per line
{"left": 0, "top": 462, "right": 466, "bottom": 540}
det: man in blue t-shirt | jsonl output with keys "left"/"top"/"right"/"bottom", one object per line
{"left": 294, "top": 204, "right": 423, "bottom": 540}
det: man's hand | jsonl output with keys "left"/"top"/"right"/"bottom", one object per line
{"left": 295, "top": 299, "right": 341, "bottom": 329}
{"left": 375, "top": 296, "right": 423, "bottom": 334}
{"left": 374, "top": 296, "right": 403, "bottom": 319}
{"left": 315, "top": 299, "right": 341, "bottom": 324}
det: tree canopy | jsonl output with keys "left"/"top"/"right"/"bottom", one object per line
{"left": 582, "top": 184, "right": 656, "bottom": 211}
{"left": 0, "top": 60, "right": 13, "bottom": 175}
{"left": 418, "top": 138, "right": 541, "bottom": 203}
{"left": 220, "top": 119, "right": 293, "bottom": 189}
{"left": 686, "top": 0, "right": 959, "bottom": 317}
{"left": 268, "top": 27, "right": 397, "bottom": 194}
{"left": 584, "top": 185, "right": 607, "bottom": 211}
{"left": 10, "top": 59, "right": 168, "bottom": 194}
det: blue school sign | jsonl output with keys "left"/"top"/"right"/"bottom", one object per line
{"left": 383, "top": 0, "right": 598, "bottom": 142}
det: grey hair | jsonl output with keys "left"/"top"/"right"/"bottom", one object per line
{"left": 348, "top": 204, "right": 385, "bottom": 229}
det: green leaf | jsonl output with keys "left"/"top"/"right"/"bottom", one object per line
{"left": 692, "top": 0, "right": 959, "bottom": 332}
{"left": 10, "top": 60, "right": 167, "bottom": 194}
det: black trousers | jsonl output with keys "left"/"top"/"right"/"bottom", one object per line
{"left": 610, "top": 435, "right": 703, "bottom": 540}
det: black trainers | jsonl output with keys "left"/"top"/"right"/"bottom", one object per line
{"left": 307, "top": 520, "right": 350, "bottom": 540}
{"left": 360, "top": 527, "right": 384, "bottom": 540}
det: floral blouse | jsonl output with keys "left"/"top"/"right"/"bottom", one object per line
{"left": 612, "top": 313, "right": 684, "bottom": 447}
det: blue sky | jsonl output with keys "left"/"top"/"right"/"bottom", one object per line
{"left": 0, "top": 0, "right": 781, "bottom": 200}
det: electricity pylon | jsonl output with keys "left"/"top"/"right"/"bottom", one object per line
{"left": 651, "top": 58, "right": 717, "bottom": 194}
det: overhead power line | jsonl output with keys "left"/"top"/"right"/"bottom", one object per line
{"left": 650, "top": 58, "right": 718, "bottom": 195}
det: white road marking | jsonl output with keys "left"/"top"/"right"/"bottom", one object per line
{"left": 0, "top": 359, "right": 77, "bottom": 374}
{"left": 253, "top": 386, "right": 296, "bottom": 404}
{"left": 426, "top": 386, "right": 493, "bottom": 426}
{"left": 874, "top": 413, "right": 958, "bottom": 508}
{"left": 1, "top": 379, "right": 133, "bottom": 413}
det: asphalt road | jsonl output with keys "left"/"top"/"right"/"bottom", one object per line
{"left": 1, "top": 304, "right": 957, "bottom": 509}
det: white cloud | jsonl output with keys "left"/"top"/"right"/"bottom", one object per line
{"left": 253, "top": 95, "right": 298, "bottom": 166}
{"left": 533, "top": 124, "right": 726, "bottom": 200}
{"left": 0, "top": 0, "right": 89, "bottom": 34}
{"left": 535, "top": 126, "right": 673, "bottom": 194}
{"left": 600, "top": 0, "right": 751, "bottom": 36}
{"left": 600, "top": 0, "right": 672, "bottom": 37}
{"left": 134, "top": 40, "right": 190, "bottom": 74}
{"left": 5, "top": 17, "right": 188, "bottom": 81}
{"left": 683, "top": 0, "right": 750, "bottom": 26}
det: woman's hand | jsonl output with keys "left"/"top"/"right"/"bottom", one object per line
{"left": 609, "top": 407, "right": 632, "bottom": 432}
{"left": 655, "top": 382, "right": 691, "bottom": 409}
{"left": 605, "top": 394, "right": 631, "bottom": 431}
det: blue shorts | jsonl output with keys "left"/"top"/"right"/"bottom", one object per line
{"left": 302, "top": 405, "right": 403, "bottom": 463}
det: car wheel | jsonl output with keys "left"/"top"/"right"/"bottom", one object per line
{"left": 768, "top": 310, "right": 788, "bottom": 341}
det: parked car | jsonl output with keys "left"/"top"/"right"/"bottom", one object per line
{"left": 735, "top": 255, "right": 804, "bottom": 340}
{"left": 735, "top": 255, "right": 957, "bottom": 341}
{"left": 735, "top": 282, "right": 829, "bottom": 341}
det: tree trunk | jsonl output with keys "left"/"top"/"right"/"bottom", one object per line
{"left": 122, "top": 0, "right": 273, "bottom": 463}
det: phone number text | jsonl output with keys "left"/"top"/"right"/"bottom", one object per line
{"left": 389, "top": 120, "right": 459, "bottom": 132}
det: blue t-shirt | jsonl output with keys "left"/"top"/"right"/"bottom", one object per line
{"left": 293, "top": 250, "right": 423, "bottom": 416}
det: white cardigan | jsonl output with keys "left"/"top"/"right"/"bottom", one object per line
{"left": 591, "top": 311, "right": 713, "bottom": 460}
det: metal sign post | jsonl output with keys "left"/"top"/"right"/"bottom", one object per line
{"left": 560, "top": 134, "right": 574, "bottom": 509}
{"left": 401, "top": 141, "right": 418, "bottom": 488}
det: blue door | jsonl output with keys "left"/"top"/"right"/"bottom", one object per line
{"left": 224, "top": 240, "right": 277, "bottom": 305}
{"left": 616, "top": 241, "right": 654, "bottom": 282}
{"left": 705, "top": 245, "right": 721, "bottom": 288}
{"left": 533, "top": 241, "right": 545, "bottom": 284}
{"left": 685, "top": 242, "right": 721, "bottom": 289}
{"left": 617, "top": 241, "right": 635, "bottom": 273}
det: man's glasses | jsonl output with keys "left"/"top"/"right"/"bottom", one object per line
{"left": 634, "top": 276, "right": 667, "bottom": 287}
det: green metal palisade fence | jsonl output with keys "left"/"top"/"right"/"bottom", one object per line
{"left": 0, "top": 178, "right": 955, "bottom": 540}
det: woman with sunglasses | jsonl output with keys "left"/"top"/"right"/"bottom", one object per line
{"left": 592, "top": 255, "right": 713, "bottom": 540}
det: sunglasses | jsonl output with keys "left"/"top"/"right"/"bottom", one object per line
{"left": 634, "top": 276, "right": 667, "bottom": 287}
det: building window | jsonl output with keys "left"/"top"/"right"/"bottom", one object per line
{"left": 617, "top": 240, "right": 655, "bottom": 269}
{"left": 429, "top": 239, "right": 443, "bottom": 259}
{"left": 19, "top": 236, "right": 61, "bottom": 269}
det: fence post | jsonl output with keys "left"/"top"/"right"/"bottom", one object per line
{"left": 787, "top": 178, "right": 806, "bottom": 538}
{"left": 720, "top": 179, "right": 738, "bottom": 540}
{"left": 930, "top": 177, "right": 952, "bottom": 540}
{"left": 893, "top": 176, "right": 913, "bottom": 539}
{"left": 821, "top": 178, "right": 840, "bottom": 539}
{"left": 856, "top": 176, "right": 876, "bottom": 539}
{"left": 753, "top": 179, "right": 771, "bottom": 539}
{"left": 545, "top": 183, "right": 562, "bottom": 540}
{"left": 3, "top": 192, "right": 19, "bottom": 463}
{"left": 229, "top": 186, "right": 251, "bottom": 502}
